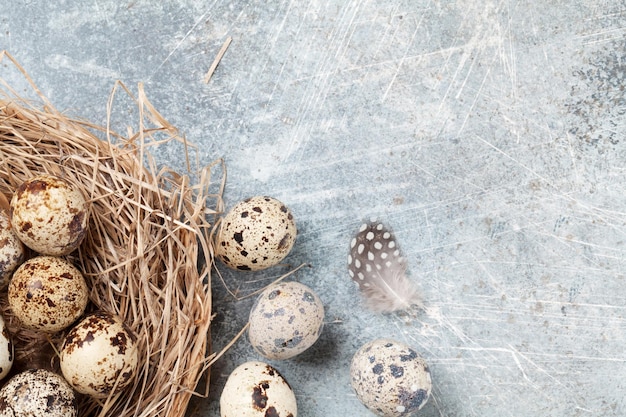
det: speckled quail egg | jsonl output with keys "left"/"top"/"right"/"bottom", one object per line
{"left": 248, "top": 281, "right": 324, "bottom": 360}
{"left": 0, "top": 368, "right": 77, "bottom": 417}
{"left": 0, "top": 314, "right": 13, "bottom": 380}
{"left": 0, "top": 208, "right": 25, "bottom": 289}
{"left": 216, "top": 196, "right": 297, "bottom": 271}
{"left": 220, "top": 361, "right": 297, "bottom": 417}
{"left": 59, "top": 311, "right": 139, "bottom": 399}
{"left": 10, "top": 174, "right": 89, "bottom": 256}
{"left": 8, "top": 255, "right": 89, "bottom": 332}
{"left": 350, "top": 338, "right": 432, "bottom": 417}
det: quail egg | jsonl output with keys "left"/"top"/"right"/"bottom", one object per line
{"left": 59, "top": 311, "right": 139, "bottom": 399}
{"left": 0, "top": 368, "right": 77, "bottom": 417}
{"left": 10, "top": 174, "right": 89, "bottom": 256}
{"left": 216, "top": 196, "right": 296, "bottom": 271}
{"left": 220, "top": 361, "right": 297, "bottom": 417}
{"left": 248, "top": 281, "right": 324, "bottom": 360}
{"left": 8, "top": 255, "right": 89, "bottom": 332}
{"left": 0, "top": 208, "right": 25, "bottom": 289}
{"left": 0, "top": 314, "right": 13, "bottom": 380}
{"left": 350, "top": 338, "right": 432, "bottom": 416}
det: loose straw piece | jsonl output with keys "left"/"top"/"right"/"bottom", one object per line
{"left": 203, "top": 36, "right": 232, "bottom": 84}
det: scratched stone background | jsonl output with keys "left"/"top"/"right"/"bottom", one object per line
{"left": 1, "top": 1, "right": 626, "bottom": 416}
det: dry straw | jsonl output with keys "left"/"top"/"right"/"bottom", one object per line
{"left": 0, "top": 51, "right": 223, "bottom": 416}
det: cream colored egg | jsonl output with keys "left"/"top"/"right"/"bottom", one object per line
{"left": 350, "top": 339, "right": 432, "bottom": 417}
{"left": 10, "top": 174, "right": 89, "bottom": 256}
{"left": 248, "top": 281, "right": 324, "bottom": 360}
{"left": 220, "top": 361, "right": 297, "bottom": 417}
{"left": 8, "top": 255, "right": 88, "bottom": 332}
{"left": 216, "top": 196, "right": 296, "bottom": 271}
{"left": 0, "top": 314, "right": 13, "bottom": 381}
{"left": 0, "top": 209, "right": 25, "bottom": 289}
{"left": 0, "top": 369, "right": 77, "bottom": 417}
{"left": 60, "top": 311, "right": 139, "bottom": 399}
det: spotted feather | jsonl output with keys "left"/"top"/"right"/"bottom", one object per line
{"left": 348, "top": 221, "right": 421, "bottom": 312}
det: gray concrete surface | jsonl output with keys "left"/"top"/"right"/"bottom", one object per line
{"left": 2, "top": 1, "right": 626, "bottom": 416}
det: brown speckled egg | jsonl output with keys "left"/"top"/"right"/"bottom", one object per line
{"left": 10, "top": 174, "right": 89, "bottom": 256}
{"left": 0, "top": 369, "right": 77, "bottom": 417}
{"left": 59, "top": 311, "right": 138, "bottom": 399}
{"left": 216, "top": 196, "right": 296, "bottom": 271}
{"left": 0, "top": 314, "right": 13, "bottom": 381}
{"left": 350, "top": 338, "right": 432, "bottom": 417}
{"left": 220, "top": 361, "right": 297, "bottom": 417}
{"left": 248, "top": 281, "right": 324, "bottom": 360}
{"left": 8, "top": 256, "right": 88, "bottom": 332}
{"left": 0, "top": 209, "right": 25, "bottom": 289}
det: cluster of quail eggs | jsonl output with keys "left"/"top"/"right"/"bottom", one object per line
{"left": 216, "top": 196, "right": 432, "bottom": 416}
{"left": 0, "top": 174, "right": 139, "bottom": 416}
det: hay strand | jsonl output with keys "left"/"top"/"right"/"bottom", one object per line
{"left": 0, "top": 51, "right": 222, "bottom": 417}
{"left": 203, "top": 37, "right": 232, "bottom": 84}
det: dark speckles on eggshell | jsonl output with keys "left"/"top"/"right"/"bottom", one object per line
{"left": 277, "top": 233, "right": 291, "bottom": 250}
{"left": 10, "top": 174, "right": 89, "bottom": 257}
{"left": 8, "top": 256, "right": 88, "bottom": 332}
{"left": 215, "top": 196, "right": 297, "bottom": 271}
{"left": 0, "top": 369, "right": 77, "bottom": 416}
{"left": 372, "top": 363, "right": 384, "bottom": 374}
{"left": 221, "top": 361, "right": 297, "bottom": 416}
{"left": 59, "top": 311, "right": 138, "bottom": 398}
{"left": 302, "top": 291, "right": 315, "bottom": 303}
{"left": 248, "top": 281, "right": 324, "bottom": 360}
{"left": 264, "top": 406, "right": 280, "bottom": 417}
{"left": 274, "top": 334, "right": 303, "bottom": 349}
{"left": 398, "top": 387, "right": 429, "bottom": 412}
{"left": 268, "top": 289, "right": 281, "bottom": 299}
{"left": 350, "top": 339, "right": 432, "bottom": 416}
{"left": 252, "top": 384, "right": 269, "bottom": 410}
{"left": 389, "top": 364, "right": 404, "bottom": 378}
{"left": 400, "top": 349, "right": 418, "bottom": 362}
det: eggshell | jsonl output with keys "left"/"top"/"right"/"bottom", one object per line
{"left": 216, "top": 196, "right": 296, "bottom": 271}
{"left": 8, "top": 255, "right": 89, "bottom": 332}
{"left": 10, "top": 174, "right": 89, "bottom": 256}
{"left": 59, "top": 311, "right": 138, "bottom": 399}
{"left": 0, "top": 369, "right": 77, "bottom": 417}
{"left": 350, "top": 338, "right": 432, "bottom": 417}
{"left": 0, "top": 209, "right": 25, "bottom": 289}
{"left": 220, "top": 361, "right": 297, "bottom": 417}
{"left": 0, "top": 314, "right": 13, "bottom": 380}
{"left": 248, "top": 281, "right": 324, "bottom": 360}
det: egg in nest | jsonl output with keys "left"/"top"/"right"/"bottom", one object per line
{"left": 0, "top": 208, "right": 25, "bottom": 289}
{"left": 10, "top": 174, "right": 89, "bottom": 256}
{"left": 8, "top": 255, "right": 89, "bottom": 333}
{"left": 0, "top": 369, "right": 77, "bottom": 417}
{"left": 59, "top": 311, "right": 139, "bottom": 399}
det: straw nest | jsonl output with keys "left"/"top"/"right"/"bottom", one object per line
{"left": 0, "top": 52, "right": 223, "bottom": 416}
